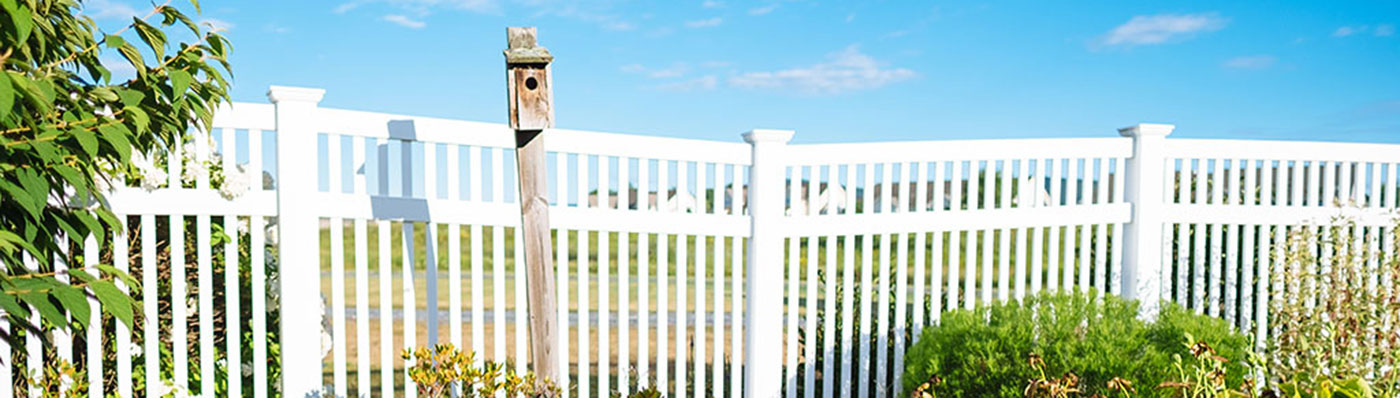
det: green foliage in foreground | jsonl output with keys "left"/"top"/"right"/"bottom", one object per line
{"left": 902, "top": 291, "right": 1248, "bottom": 398}
{"left": 0, "top": 0, "right": 230, "bottom": 341}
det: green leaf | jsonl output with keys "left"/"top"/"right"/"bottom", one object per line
{"left": 0, "top": 71, "right": 12, "bottom": 120}
{"left": 74, "top": 129, "right": 99, "bottom": 156}
{"left": 104, "top": 34, "right": 125, "bottom": 50}
{"left": 169, "top": 69, "right": 191, "bottom": 100}
{"left": 9, "top": 4, "right": 32, "bottom": 44}
{"left": 116, "top": 42, "right": 147, "bottom": 78}
{"left": 98, "top": 123, "right": 132, "bottom": 162}
{"left": 95, "top": 265, "right": 140, "bottom": 290}
{"left": 90, "top": 86, "right": 120, "bottom": 102}
{"left": 89, "top": 280, "right": 134, "bottom": 328}
{"left": 8, "top": 73, "right": 52, "bottom": 113}
{"left": 115, "top": 87, "right": 146, "bottom": 107}
{"left": 0, "top": 291, "right": 32, "bottom": 321}
{"left": 50, "top": 283, "right": 90, "bottom": 329}
{"left": 131, "top": 18, "right": 167, "bottom": 60}
{"left": 19, "top": 290, "right": 65, "bottom": 329}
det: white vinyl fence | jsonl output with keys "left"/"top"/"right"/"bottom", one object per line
{"left": 4, "top": 86, "right": 1399, "bottom": 398}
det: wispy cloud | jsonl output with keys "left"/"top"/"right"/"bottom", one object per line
{"left": 201, "top": 18, "right": 235, "bottom": 32}
{"left": 701, "top": 0, "right": 723, "bottom": 8}
{"left": 543, "top": 5, "right": 636, "bottom": 31}
{"left": 748, "top": 4, "right": 778, "bottom": 16}
{"left": 621, "top": 62, "right": 717, "bottom": 92}
{"left": 383, "top": 14, "right": 427, "bottom": 28}
{"left": 728, "top": 45, "right": 916, "bottom": 95}
{"left": 621, "top": 63, "right": 689, "bottom": 79}
{"left": 335, "top": 0, "right": 497, "bottom": 15}
{"left": 685, "top": 17, "right": 723, "bottom": 28}
{"left": 80, "top": 0, "right": 141, "bottom": 20}
{"left": 1223, "top": 55, "right": 1276, "bottom": 70}
{"left": 657, "top": 75, "right": 718, "bottom": 92}
{"left": 1332, "top": 24, "right": 1394, "bottom": 38}
{"left": 1097, "top": 13, "right": 1227, "bottom": 47}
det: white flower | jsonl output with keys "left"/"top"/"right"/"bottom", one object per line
{"left": 242, "top": 362, "right": 253, "bottom": 377}
{"left": 218, "top": 164, "right": 251, "bottom": 200}
{"left": 265, "top": 224, "right": 279, "bottom": 246}
{"left": 149, "top": 379, "right": 178, "bottom": 397}
{"left": 128, "top": 341, "right": 143, "bottom": 357}
{"left": 182, "top": 160, "right": 208, "bottom": 185}
{"left": 131, "top": 151, "right": 167, "bottom": 191}
{"left": 59, "top": 374, "right": 73, "bottom": 392}
{"left": 266, "top": 273, "right": 280, "bottom": 311}
{"left": 186, "top": 293, "right": 198, "bottom": 316}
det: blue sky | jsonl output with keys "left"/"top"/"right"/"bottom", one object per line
{"left": 83, "top": 0, "right": 1400, "bottom": 144}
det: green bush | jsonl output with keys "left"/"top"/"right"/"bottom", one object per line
{"left": 901, "top": 291, "right": 1248, "bottom": 398}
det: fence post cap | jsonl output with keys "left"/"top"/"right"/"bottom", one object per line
{"left": 742, "top": 129, "right": 795, "bottom": 144}
{"left": 1118, "top": 123, "right": 1174, "bottom": 137}
{"left": 266, "top": 86, "right": 326, "bottom": 103}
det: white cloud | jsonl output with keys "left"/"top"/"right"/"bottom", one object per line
{"left": 700, "top": 60, "right": 732, "bottom": 68}
{"left": 201, "top": 18, "right": 235, "bottom": 32}
{"left": 383, "top": 14, "right": 426, "bottom": 28}
{"left": 748, "top": 4, "right": 778, "bottom": 16}
{"left": 1375, "top": 24, "right": 1395, "bottom": 37}
{"left": 1222, "top": 55, "right": 1276, "bottom": 70}
{"left": 621, "top": 63, "right": 689, "bottom": 79}
{"left": 1098, "top": 13, "right": 1227, "bottom": 47}
{"left": 1333, "top": 26, "right": 1362, "bottom": 37}
{"left": 657, "top": 75, "right": 718, "bottom": 92}
{"left": 81, "top": 0, "right": 141, "bottom": 20}
{"left": 266, "top": 25, "right": 292, "bottom": 34}
{"left": 335, "top": 0, "right": 498, "bottom": 16}
{"left": 701, "top": 0, "right": 723, "bottom": 8}
{"left": 685, "top": 17, "right": 723, "bottom": 28}
{"left": 728, "top": 45, "right": 916, "bottom": 95}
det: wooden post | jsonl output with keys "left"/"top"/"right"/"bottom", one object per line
{"left": 505, "top": 27, "right": 560, "bottom": 386}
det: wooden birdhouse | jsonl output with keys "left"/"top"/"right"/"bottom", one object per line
{"left": 504, "top": 27, "right": 554, "bottom": 131}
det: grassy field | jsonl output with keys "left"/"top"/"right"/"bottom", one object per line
{"left": 315, "top": 222, "right": 1113, "bottom": 395}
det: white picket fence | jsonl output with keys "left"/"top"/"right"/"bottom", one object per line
{"left": 3, "top": 86, "right": 1398, "bottom": 398}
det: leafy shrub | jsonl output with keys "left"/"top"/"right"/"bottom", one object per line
{"left": 902, "top": 291, "right": 1248, "bottom": 398}
{"left": 1269, "top": 217, "right": 1400, "bottom": 395}
{"left": 403, "top": 344, "right": 555, "bottom": 398}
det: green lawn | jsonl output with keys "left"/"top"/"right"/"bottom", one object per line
{"left": 315, "top": 222, "right": 1116, "bottom": 395}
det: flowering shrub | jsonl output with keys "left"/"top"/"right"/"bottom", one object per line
{"left": 402, "top": 344, "right": 556, "bottom": 398}
{"left": 124, "top": 133, "right": 254, "bottom": 200}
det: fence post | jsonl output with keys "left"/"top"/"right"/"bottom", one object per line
{"left": 268, "top": 85, "right": 326, "bottom": 397}
{"left": 1118, "top": 123, "right": 1174, "bottom": 319}
{"left": 743, "top": 129, "right": 794, "bottom": 398}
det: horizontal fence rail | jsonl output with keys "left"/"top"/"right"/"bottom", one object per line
{"left": 3, "top": 87, "right": 1397, "bottom": 398}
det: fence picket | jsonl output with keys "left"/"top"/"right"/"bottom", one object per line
{"left": 639, "top": 159, "right": 653, "bottom": 386}
{"left": 84, "top": 233, "right": 102, "bottom": 398}
{"left": 840, "top": 163, "right": 857, "bottom": 398}
{"left": 378, "top": 220, "right": 394, "bottom": 398}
